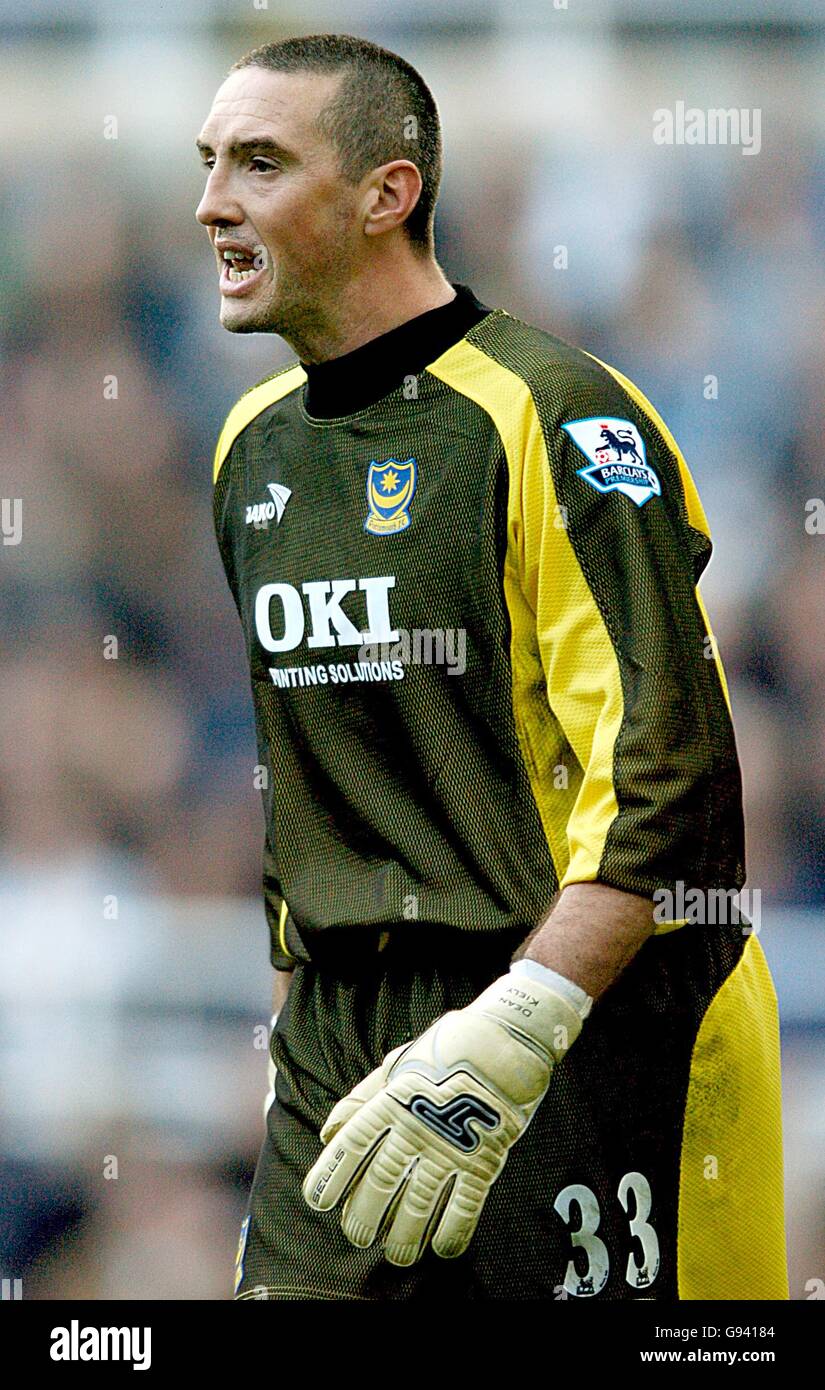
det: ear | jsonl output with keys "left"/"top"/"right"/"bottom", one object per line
{"left": 362, "top": 160, "right": 423, "bottom": 240}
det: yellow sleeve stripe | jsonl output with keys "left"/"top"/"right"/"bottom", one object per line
{"left": 212, "top": 364, "right": 307, "bottom": 484}
{"left": 677, "top": 934, "right": 789, "bottom": 1299}
{"left": 694, "top": 586, "right": 733, "bottom": 714}
{"left": 584, "top": 350, "right": 733, "bottom": 720}
{"left": 277, "top": 898, "right": 294, "bottom": 961}
{"left": 427, "top": 341, "right": 624, "bottom": 892}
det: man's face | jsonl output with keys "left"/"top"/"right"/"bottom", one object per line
{"left": 195, "top": 66, "right": 361, "bottom": 339}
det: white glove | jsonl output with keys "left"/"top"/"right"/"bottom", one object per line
{"left": 263, "top": 1011, "right": 278, "bottom": 1125}
{"left": 302, "top": 963, "right": 590, "bottom": 1265}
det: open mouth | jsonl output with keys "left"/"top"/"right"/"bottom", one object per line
{"left": 218, "top": 246, "right": 268, "bottom": 296}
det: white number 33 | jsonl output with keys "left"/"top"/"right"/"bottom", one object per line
{"left": 553, "top": 1171, "right": 661, "bottom": 1297}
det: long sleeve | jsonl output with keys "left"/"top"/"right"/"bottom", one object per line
{"left": 263, "top": 834, "right": 298, "bottom": 971}
{"left": 504, "top": 348, "right": 745, "bottom": 903}
{"left": 213, "top": 432, "right": 297, "bottom": 969}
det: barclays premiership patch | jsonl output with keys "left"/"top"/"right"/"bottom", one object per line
{"left": 562, "top": 417, "right": 661, "bottom": 507}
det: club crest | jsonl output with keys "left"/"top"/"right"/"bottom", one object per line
{"left": 562, "top": 417, "right": 661, "bottom": 507}
{"left": 364, "top": 457, "right": 417, "bottom": 534}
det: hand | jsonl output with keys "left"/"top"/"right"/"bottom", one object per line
{"left": 263, "top": 1011, "right": 279, "bottom": 1124}
{"left": 301, "top": 971, "right": 585, "bottom": 1266}
{"left": 265, "top": 969, "right": 294, "bottom": 1123}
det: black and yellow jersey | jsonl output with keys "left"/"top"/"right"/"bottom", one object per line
{"left": 212, "top": 284, "right": 745, "bottom": 969}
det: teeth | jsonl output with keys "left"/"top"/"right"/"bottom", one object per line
{"left": 227, "top": 266, "right": 258, "bottom": 282}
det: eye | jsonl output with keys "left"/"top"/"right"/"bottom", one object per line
{"left": 250, "top": 158, "right": 279, "bottom": 173}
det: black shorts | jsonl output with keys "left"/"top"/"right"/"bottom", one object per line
{"left": 234, "top": 922, "right": 787, "bottom": 1301}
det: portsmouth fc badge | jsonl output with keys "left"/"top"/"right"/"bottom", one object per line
{"left": 364, "top": 457, "right": 417, "bottom": 534}
{"left": 562, "top": 417, "right": 661, "bottom": 507}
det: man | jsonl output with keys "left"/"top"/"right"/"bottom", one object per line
{"left": 197, "top": 33, "right": 788, "bottom": 1301}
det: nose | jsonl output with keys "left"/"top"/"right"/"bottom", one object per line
{"left": 196, "top": 162, "right": 243, "bottom": 228}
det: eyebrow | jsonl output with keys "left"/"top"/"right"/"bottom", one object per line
{"left": 195, "top": 136, "right": 297, "bottom": 164}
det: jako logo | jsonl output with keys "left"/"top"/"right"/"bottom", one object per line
{"left": 653, "top": 101, "right": 761, "bottom": 156}
{"left": 255, "top": 576, "right": 398, "bottom": 652}
{"left": 246, "top": 482, "right": 292, "bottom": 527}
{"left": 50, "top": 1321, "right": 151, "bottom": 1371}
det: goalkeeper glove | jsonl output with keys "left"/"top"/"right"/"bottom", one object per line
{"left": 263, "top": 1011, "right": 278, "bottom": 1125}
{"left": 302, "top": 960, "right": 591, "bottom": 1266}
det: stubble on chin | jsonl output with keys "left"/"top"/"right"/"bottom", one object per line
{"left": 218, "top": 226, "right": 356, "bottom": 344}
{"left": 219, "top": 278, "right": 282, "bottom": 335}
{"left": 218, "top": 248, "right": 310, "bottom": 336}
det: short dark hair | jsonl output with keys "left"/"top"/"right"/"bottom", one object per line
{"left": 230, "top": 33, "right": 443, "bottom": 256}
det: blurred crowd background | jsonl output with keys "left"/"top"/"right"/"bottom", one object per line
{"left": 1, "top": 0, "right": 823, "bottom": 1300}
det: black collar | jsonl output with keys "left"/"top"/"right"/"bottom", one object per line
{"left": 300, "top": 283, "right": 493, "bottom": 419}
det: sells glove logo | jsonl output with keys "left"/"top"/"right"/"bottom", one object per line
{"left": 308, "top": 1146, "right": 346, "bottom": 1206}
{"left": 562, "top": 417, "right": 661, "bottom": 507}
{"left": 405, "top": 1093, "right": 500, "bottom": 1153}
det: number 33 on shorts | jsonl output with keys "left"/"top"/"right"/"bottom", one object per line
{"left": 554, "top": 1172, "right": 660, "bottom": 1297}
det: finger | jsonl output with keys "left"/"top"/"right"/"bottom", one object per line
{"left": 318, "top": 1041, "right": 412, "bottom": 1144}
{"left": 303, "top": 1133, "right": 377, "bottom": 1212}
{"left": 430, "top": 1173, "right": 490, "bottom": 1259}
{"left": 339, "top": 1133, "right": 419, "bottom": 1249}
{"left": 304, "top": 1094, "right": 396, "bottom": 1210}
{"left": 319, "top": 1094, "right": 368, "bottom": 1145}
{"left": 382, "top": 1164, "right": 456, "bottom": 1267}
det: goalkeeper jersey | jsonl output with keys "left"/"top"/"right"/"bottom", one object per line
{"left": 212, "top": 283, "right": 745, "bottom": 968}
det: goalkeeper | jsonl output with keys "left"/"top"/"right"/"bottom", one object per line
{"left": 199, "top": 35, "right": 789, "bottom": 1301}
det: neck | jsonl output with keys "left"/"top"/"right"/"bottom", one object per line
{"left": 299, "top": 281, "right": 494, "bottom": 420}
{"left": 291, "top": 255, "right": 457, "bottom": 365}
